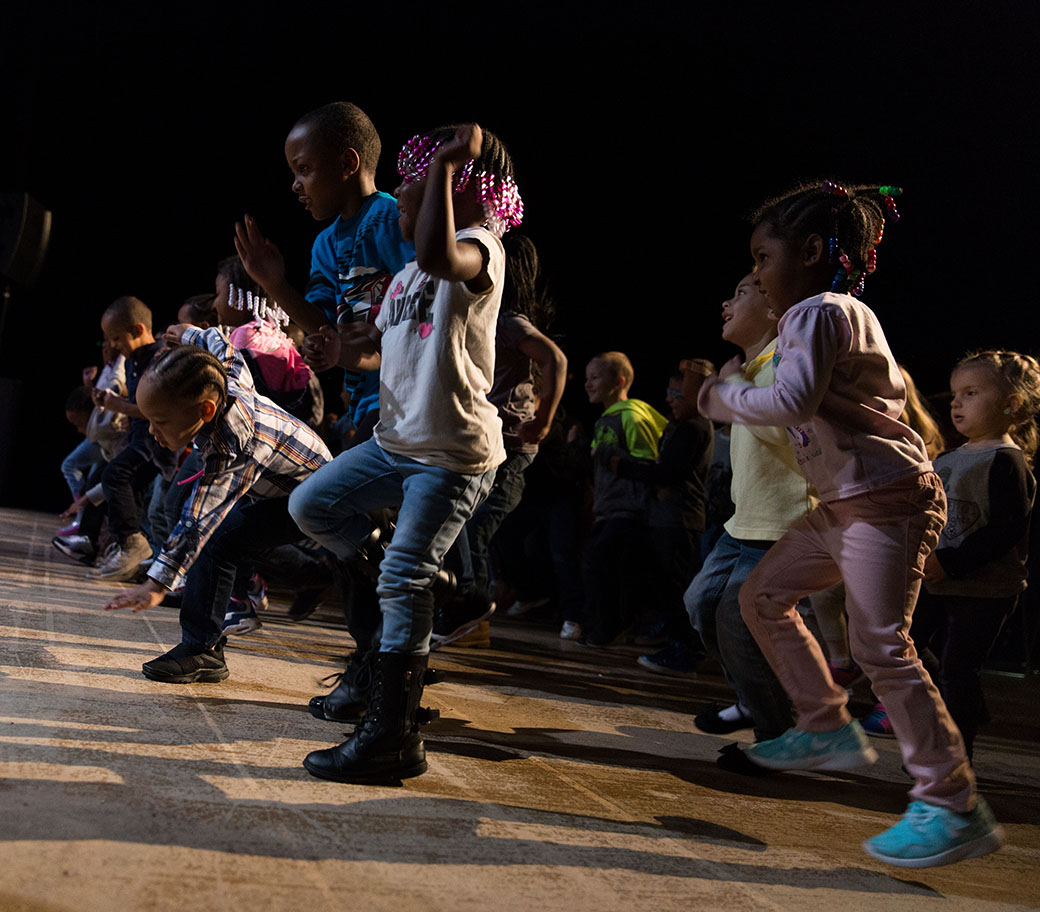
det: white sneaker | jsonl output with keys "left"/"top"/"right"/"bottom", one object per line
{"left": 559, "top": 620, "right": 583, "bottom": 640}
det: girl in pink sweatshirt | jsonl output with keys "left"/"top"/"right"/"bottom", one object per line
{"left": 698, "top": 182, "right": 1001, "bottom": 869}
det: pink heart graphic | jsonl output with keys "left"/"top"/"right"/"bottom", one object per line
{"left": 418, "top": 322, "right": 433, "bottom": 339}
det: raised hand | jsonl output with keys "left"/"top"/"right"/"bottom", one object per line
{"left": 435, "top": 123, "right": 483, "bottom": 167}
{"left": 234, "top": 215, "right": 286, "bottom": 291}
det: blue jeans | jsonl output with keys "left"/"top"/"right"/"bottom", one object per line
{"left": 685, "top": 530, "right": 793, "bottom": 740}
{"left": 288, "top": 438, "right": 497, "bottom": 655}
{"left": 61, "top": 438, "right": 102, "bottom": 497}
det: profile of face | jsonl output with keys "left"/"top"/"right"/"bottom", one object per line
{"left": 137, "top": 374, "right": 216, "bottom": 451}
{"left": 393, "top": 177, "right": 426, "bottom": 243}
{"left": 721, "top": 274, "right": 774, "bottom": 349}
{"left": 284, "top": 122, "right": 353, "bottom": 221}
{"left": 584, "top": 358, "right": 620, "bottom": 404}
{"left": 749, "top": 222, "right": 825, "bottom": 316}
{"left": 101, "top": 314, "right": 140, "bottom": 359}
{"left": 949, "top": 364, "right": 1013, "bottom": 444}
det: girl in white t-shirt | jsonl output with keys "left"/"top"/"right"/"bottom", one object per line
{"left": 289, "top": 123, "right": 523, "bottom": 785}
{"left": 698, "top": 181, "right": 1000, "bottom": 868}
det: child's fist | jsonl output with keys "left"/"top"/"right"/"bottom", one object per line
{"left": 437, "top": 124, "right": 483, "bottom": 166}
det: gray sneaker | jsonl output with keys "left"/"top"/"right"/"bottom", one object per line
{"left": 87, "top": 532, "right": 153, "bottom": 581}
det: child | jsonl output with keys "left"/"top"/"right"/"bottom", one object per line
{"left": 433, "top": 232, "right": 568, "bottom": 647}
{"left": 676, "top": 276, "right": 813, "bottom": 746}
{"left": 698, "top": 182, "right": 1001, "bottom": 868}
{"left": 235, "top": 100, "right": 414, "bottom": 660}
{"left": 104, "top": 324, "right": 332, "bottom": 682}
{"left": 910, "top": 351, "right": 1039, "bottom": 758}
{"left": 89, "top": 296, "right": 178, "bottom": 580}
{"left": 177, "top": 293, "right": 219, "bottom": 328}
{"left": 289, "top": 123, "right": 522, "bottom": 783}
{"left": 579, "top": 351, "right": 668, "bottom": 646}
{"left": 235, "top": 100, "right": 414, "bottom": 442}
{"left": 623, "top": 363, "right": 713, "bottom": 665}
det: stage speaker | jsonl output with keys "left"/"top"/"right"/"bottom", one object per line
{"left": 0, "top": 191, "right": 52, "bottom": 286}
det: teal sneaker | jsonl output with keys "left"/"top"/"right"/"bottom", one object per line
{"left": 863, "top": 798, "right": 1004, "bottom": 868}
{"left": 745, "top": 721, "right": 878, "bottom": 771}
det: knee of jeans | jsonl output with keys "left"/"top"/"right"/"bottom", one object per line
{"left": 288, "top": 480, "right": 322, "bottom": 533}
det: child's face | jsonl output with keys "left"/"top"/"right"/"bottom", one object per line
{"left": 137, "top": 374, "right": 215, "bottom": 451}
{"left": 394, "top": 177, "right": 426, "bottom": 243}
{"left": 949, "top": 365, "right": 1012, "bottom": 443}
{"left": 749, "top": 222, "right": 822, "bottom": 316}
{"left": 721, "top": 274, "right": 774, "bottom": 350}
{"left": 101, "top": 314, "right": 140, "bottom": 359}
{"left": 585, "top": 358, "right": 618, "bottom": 405}
{"left": 285, "top": 123, "right": 351, "bottom": 221}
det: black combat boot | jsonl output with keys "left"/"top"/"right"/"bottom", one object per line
{"left": 308, "top": 647, "right": 375, "bottom": 723}
{"left": 303, "top": 651, "right": 430, "bottom": 783}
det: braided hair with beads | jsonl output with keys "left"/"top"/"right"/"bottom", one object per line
{"left": 753, "top": 181, "right": 902, "bottom": 297}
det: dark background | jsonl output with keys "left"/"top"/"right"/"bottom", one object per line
{"left": 2, "top": 1, "right": 1038, "bottom": 510}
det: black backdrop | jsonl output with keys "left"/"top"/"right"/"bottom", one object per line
{"left": 2, "top": 1, "right": 1038, "bottom": 509}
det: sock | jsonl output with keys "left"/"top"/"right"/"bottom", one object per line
{"left": 718, "top": 703, "right": 746, "bottom": 722}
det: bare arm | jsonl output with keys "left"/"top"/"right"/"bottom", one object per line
{"left": 92, "top": 387, "right": 144, "bottom": 419}
{"left": 234, "top": 215, "right": 330, "bottom": 333}
{"left": 413, "top": 125, "right": 490, "bottom": 291}
{"left": 516, "top": 331, "right": 568, "bottom": 445}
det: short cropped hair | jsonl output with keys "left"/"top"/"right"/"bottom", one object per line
{"left": 103, "top": 296, "right": 152, "bottom": 332}
{"left": 65, "top": 385, "right": 94, "bottom": 414}
{"left": 595, "top": 351, "right": 635, "bottom": 392}
{"left": 295, "top": 102, "right": 382, "bottom": 174}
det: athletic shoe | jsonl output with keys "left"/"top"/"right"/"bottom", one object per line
{"left": 507, "top": 596, "right": 550, "bottom": 617}
{"left": 430, "top": 592, "right": 495, "bottom": 648}
{"left": 86, "top": 532, "right": 152, "bottom": 581}
{"left": 863, "top": 798, "right": 1004, "bottom": 868}
{"left": 828, "top": 660, "right": 865, "bottom": 691}
{"left": 559, "top": 620, "right": 583, "bottom": 640}
{"left": 223, "top": 598, "right": 263, "bottom": 635}
{"left": 861, "top": 702, "right": 895, "bottom": 737}
{"left": 142, "top": 638, "right": 229, "bottom": 683}
{"left": 57, "top": 521, "right": 80, "bottom": 537}
{"left": 448, "top": 619, "right": 491, "bottom": 648}
{"left": 745, "top": 721, "right": 878, "bottom": 772}
{"left": 246, "top": 573, "right": 269, "bottom": 613}
{"left": 694, "top": 703, "right": 755, "bottom": 734}
{"left": 52, "top": 534, "right": 96, "bottom": 564}
{"left": 637, "top": 642, "right": 700, "bottom": 676}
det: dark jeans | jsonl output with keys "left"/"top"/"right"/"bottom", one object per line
{"left": 910, "top": 589, "right": 1017, "bottom": 758}
{"left": 582, "top": 517, "right": 649, "bottom": 638}
{"left": 101, "top": 444, "right": 159, "bottom": 542}
{"left": 180, "top": 497, "right": 306, "bottom": 647}
{"left": 448, "top": 450, "right": 535, "bottom": 597}
{"left": 686, "top": 531, "right": 793, "bottom": 740}
{"left": 644, "top": 524, "right": 700, "bottom": 642}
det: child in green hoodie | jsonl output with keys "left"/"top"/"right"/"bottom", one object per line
{"left": 579, "top": 351, "right": 668, "bottom": 646}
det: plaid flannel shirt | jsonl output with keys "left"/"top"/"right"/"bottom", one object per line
{"left": 147, "top": 327, "right": 331, "bottom": 591}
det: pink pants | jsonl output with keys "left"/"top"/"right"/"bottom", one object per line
{"left": 739, "top": 471, "right": 976, "bottom": 812}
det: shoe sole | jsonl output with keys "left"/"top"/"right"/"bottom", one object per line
{"left": 748, "top": 745, "right": 879, "bottom": 772}
{"left": 637, "top": 656, "right": 696, "bottom": 677}
{"left": 223, "top": 620, "right": 263, "bottom": 636}
{"left": 302, "top": 757, "right": 427, "bottom": 783}
{"left": 430, "top": 604, "right": 496, "bottom": 648}
{"left": 141, "top": 665, "right": 229, "bottom": 684}
{"left": 862, "top": 827, "right": 1005, "bottom": 868}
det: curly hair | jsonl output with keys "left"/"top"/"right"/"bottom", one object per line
{"left": 954, "top": 350, "right": 1040, "bottom": 464}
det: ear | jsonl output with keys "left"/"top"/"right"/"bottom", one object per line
{"left": 1007, "top": 393, "right": 1023, "bottom": 416}
{"left": 198, "top": 397, "right": 219, "bottom": 423}
{"left": 802, "top": 233, "right": 825, "bottom": 268}
{"left": 341, "top": 147, "right": 361, "bottom": 178}
{"left": 130, "top": 322, "right": 147, "bottom": 339}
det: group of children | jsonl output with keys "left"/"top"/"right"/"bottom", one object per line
{"left": 49, "top": 99, "right": 1038, "bottom": 870}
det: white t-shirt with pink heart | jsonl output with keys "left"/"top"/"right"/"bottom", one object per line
{"left": 373, "top": 226, "right": 506, "bottom": 475}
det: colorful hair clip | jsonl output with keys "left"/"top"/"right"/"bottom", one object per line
{"left": 822, "top": 180, "right": 848, "bottom": 197}
{"left": 865, "top": 248, "right": 878, "bottom": 274}
{"left": 828, "top": 236, "right": 839, "bottom": 263}
{"left": 879, "top": 186, "right": 903, "bottom": 197}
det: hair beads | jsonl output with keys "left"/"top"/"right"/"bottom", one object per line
{"left": 227, "top": 283, "right": 290, "bottom": 334}
{"left": 396, "top": 133, "right": 523, "bottom": 237}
